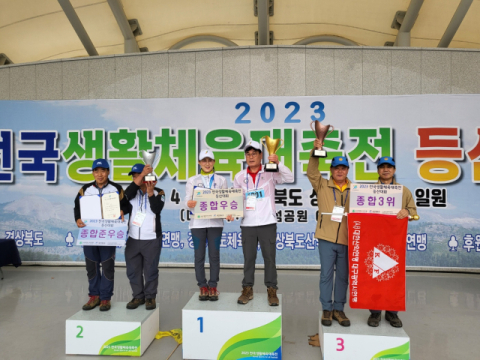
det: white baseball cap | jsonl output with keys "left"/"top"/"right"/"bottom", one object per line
{"left": 199, "top": 149, "right": 215, "bottom": 161}
{"left": 244, "top": 139, "right": 262, "bottom": 152}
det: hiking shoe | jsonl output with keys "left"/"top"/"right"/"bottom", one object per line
{"left": 267, "top": 287, "right": 279, "bottom": 306}
{"left": 385, "top": 312, "right": 403, "bottom": 328}
{"left": 237, "top": 286, "right": 253, "bottom": 304}
{"left": 199, "top": 286, "right": 209, "bottom": 301}
{"left": 126, "top": 298, "right": 145, "bottom": 309}
{"left": 82, "top": 295, "right": 100, "bottom": 310}
{"left": 145, "top": 298, "right": 156, "bottom": 310}
{"left": 99, "top": 300, "right": 111, "bottom": 311}
{"left": 321, "top": 310, "right": 333, "bottom": 326}
{"left": 368, "top": 312, "right": 381, "bottom": 327}
{"left": 208, "top": 287, "right": 219, "bottom": 301}
{"left": 333, "top": 310, "right": 351, "bottom": 327}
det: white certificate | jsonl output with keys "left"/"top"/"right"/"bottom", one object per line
{"left": 79, "top": 195, "right": 102, "bottom": 220}
{"left": 76, "top": 219, "right": 128, "bottom": 247}
{"left": 350, "top": 183, "right": 403, "bottom": 215}
{"left": 192, "top": 188, "right": 244, "bottom": 219}
{"left": 101, "top": 192, "right": 121, "bottom": 219}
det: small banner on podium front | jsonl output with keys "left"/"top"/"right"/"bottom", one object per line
{"left": 349, "top": 213, "right": 408, "bottom": 311}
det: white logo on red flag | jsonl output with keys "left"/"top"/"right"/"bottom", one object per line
{"left": 372, "top": 247, "right": 398, "bottom": 278}
{"left": 364, "top": 244, "right": 399, "bottom": 282}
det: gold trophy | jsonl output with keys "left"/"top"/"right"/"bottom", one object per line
{"left": 311, "top": 121, "right": 334, "bottom": 158}
{"left": 141, "top": 150, "right": 158, "bottom": 182}
{"left": 260, "top": 136, "right": 284, "bottom": 172}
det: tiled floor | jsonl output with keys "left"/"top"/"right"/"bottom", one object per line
{"left": 0, "top": 266, "right": 479, "bottom": 359}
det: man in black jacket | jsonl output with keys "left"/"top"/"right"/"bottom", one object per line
{"left": 124, "top": 164, "right": 165, "bottom": 310}
{"left": 74, "top": 159, "right": 129, "bottom": 311}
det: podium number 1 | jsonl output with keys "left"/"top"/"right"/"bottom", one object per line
{"left": 336, "top": 337, "right": 344, "bottom": 351}
{"left": 197, "top": 317, "right": 203, "bottom": 333}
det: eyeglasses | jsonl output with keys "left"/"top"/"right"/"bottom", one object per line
{"left": 245, "top": 152, "right": 259, "bottom": 157}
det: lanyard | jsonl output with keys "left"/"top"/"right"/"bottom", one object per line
{"left": 95, "top": 182, "right": 105, "bottom": 195}
{"left": 246, "top": 171, "right": 261, "bottom": 192}
{"left": 138, "top": 190, "right": 147, "bottom": 212}
{"left": 333, "top": 188, "right": 349, "bottom": 207}
{"left": 202, "top": 174, "right": 214, "bottom": 189}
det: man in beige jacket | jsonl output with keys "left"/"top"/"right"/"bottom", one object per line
{"left": 307, "top": 138, "right": 351, "bottom": 327}
{"left": 367, "top": 156, "right": 417, "bottom": 328}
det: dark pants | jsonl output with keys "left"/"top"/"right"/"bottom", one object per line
{"left": 83, "top": 245, "right": 116, "bottom": 301}
{"left": 370, "top": 310, "right": 398, "bottom": 315}
{"left": 241, "top": 224, "right": 277, "bottom": 289}
{"left": 318, "top": 239, "right": 349, "bottom": 311}
{"left": 191, "top": 227, "right": 222, "bottom": 288}
{"left": 125, "top": 237, "right": 162, "bottom": 299}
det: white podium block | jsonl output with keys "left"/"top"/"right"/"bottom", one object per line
{"left": 318, "top": 311, "right": 410, "bottom": 359}
{"left": 66, "top": 302, "right": 159, "bottom": 356}
{"left": 183, "top": 292, "right": 282, "bottom": 360}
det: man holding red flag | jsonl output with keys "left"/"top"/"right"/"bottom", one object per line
{"left": 308, "top": 139, "right": 352, "bottom": 327}
{"left": 367, "top": 156, "right": 417, "bottom": 328}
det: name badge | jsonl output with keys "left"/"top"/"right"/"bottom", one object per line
{"left": 246, "top": 195, "right": 257, "bottom": 211}
{"left": 132, "top": 212, "right": 146, "bottom": 227}
{"left": 331, "top": 206, "right": 345, "bottom": 223}
{"left": 246, "top": 189, "right": 265, "bottom": 199}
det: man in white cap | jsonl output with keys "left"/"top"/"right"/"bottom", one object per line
{"left": 234, "top": 140, "right": 294, "bottom": 306}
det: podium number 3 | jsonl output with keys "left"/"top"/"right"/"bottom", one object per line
{"left": 76, "top": 326, "right": 84, "bottom": 338}
{"left": 336, "top": 337, "right": 344, "bottom": 351}
{"left": 197, "top": 317, "right": 203, "bottom": 333}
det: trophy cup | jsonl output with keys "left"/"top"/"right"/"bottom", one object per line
{"left": 311, "top": 121, "right": 334, "bottom": 158}
{"left": 260, "top": 136, "right": 284, "bottom": 172}
{"left": 141, "top": 150, "right": 158, "bottom": 182}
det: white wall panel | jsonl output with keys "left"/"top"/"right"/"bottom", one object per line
{"left": 36, "top": 62, "right": 62, "bottom": 100}
{"left": 3, "top": 47, "right": 480, "bottom": 101}
{"left": 278, "top": 47, "right": 306, "bottom": 96}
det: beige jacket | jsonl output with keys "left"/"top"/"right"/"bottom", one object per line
{"left": 376, "top": 178, "right": 418, "bottom": 218}
{"left": 307, "top": 156, "right": 351, "bottom": 246}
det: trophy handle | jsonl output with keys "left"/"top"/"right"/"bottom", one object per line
{"left": 278, "top": 139, "right": 284, "bottom": 150}
{"left": 310, "top": 121, "right": 316, "bottom": 133}
{"left": 259, "top": 136, "right": 267, "bottom": 149}
{"left": 326, "top": 126, "right": 335, "bottom": 138}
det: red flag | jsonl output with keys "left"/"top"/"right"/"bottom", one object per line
{"left": 348, "top": 213, "right": 408, "bottom": 311}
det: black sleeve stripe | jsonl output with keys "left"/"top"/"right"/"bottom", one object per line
{"left": 154, "top": 188, "right": 165, "bottom": 196}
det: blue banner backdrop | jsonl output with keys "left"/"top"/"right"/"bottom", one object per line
{"left": 0, "top": 95, "right": 479, "bottom": 268}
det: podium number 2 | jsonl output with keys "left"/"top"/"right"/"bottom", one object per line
{"left": 76, "top": 326, "right": 84, "bottom": 338}
{"left": 197, "top": 317, "right": 203, "bottom": 333}
{"left": 336, "top": 337, "right": 344, "bottom": 351}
